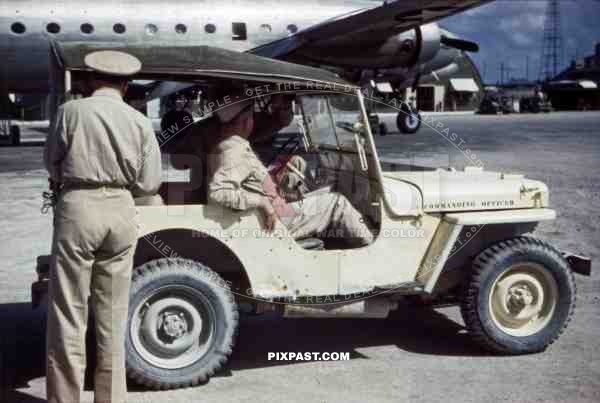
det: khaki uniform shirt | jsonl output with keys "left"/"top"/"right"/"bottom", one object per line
{"left": 208, "top": 135, "right": 373, "bottom": 245}
{"left": 208, "top": 135, "right": 278, "bottom": 210}
{"left": 44, "top": 87, "right": 162, "bottom": 197}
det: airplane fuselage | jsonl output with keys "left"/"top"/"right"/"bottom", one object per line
{"left": 0, "top": 0, "right": 374, "bottom": 92}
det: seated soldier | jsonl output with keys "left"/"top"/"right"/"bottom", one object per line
{"left": 252, "top": 94, "right": 314, "bottom": 201}
{"left": 251, "top": 94, "right": 295, "bottom": 149}
{"left": 207, "top": 98, "right": 374, "bottom": 247}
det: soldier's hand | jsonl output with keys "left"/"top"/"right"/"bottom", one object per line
{"left": 264, "top": 209, "right": 278, "bottom": 232}
{"left": 260, "top": 199, "right": 278, "bottom": 232}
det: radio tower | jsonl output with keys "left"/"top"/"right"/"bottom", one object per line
{"left": 538, "top": 0, "right": 563, "bottom": 81}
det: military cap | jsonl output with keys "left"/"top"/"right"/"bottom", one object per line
{"left": 84, "top": 50, "right": 142, "bottom": 76}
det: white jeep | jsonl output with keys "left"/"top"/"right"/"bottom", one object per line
{"left": 33, "top": 42, "right": 591, "bottom": 390}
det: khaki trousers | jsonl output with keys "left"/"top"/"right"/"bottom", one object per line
{"left": 284, "top": 190, "right": 374, "bottom": 246}
{"left": 46, "top": 188, "right": 137, "bottom": 403}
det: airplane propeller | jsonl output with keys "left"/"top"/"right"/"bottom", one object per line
{"left": 440, "top": 35, "right": 479, "bottom": 52}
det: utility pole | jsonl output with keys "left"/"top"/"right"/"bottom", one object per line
{"left": 539, "top": 0, "right": 563, "bottom": 81}
{"left": 526, "top": 55, "right": 529, "bottom": 81}
{"left": 482, "top": 61, "right": 487, "bottom": 83}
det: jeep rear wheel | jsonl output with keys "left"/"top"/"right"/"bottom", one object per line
{"left": 461, "top": 237, "right": 576, "bottom": 354}
{"left": 126, "top": 258, "right": 238, "bottom": 389}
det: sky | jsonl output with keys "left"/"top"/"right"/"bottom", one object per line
{"left": 441, "top": 0, "right": 600, "bottom": 83}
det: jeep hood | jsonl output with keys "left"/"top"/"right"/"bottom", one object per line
{"left": 382, "top": 167, "right": 549, "bottom": 214}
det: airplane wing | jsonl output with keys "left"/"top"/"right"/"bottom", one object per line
{"left": 251, "top": 0, "right": 491, "bottom": 59}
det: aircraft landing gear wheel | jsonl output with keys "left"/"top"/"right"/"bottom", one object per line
{"left": 461, "top": 237, "right": 575, "bottom": 355}
{"left": 10, "top": 125, "right": 20, "bottom": 146}
{"left": 126, "top": 258, "right": 238, "bottom": 389}
{"left": 396, "top": 109, "right": 421, "bottom": 134}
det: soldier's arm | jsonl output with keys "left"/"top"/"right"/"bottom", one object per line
{"left": 208, "top": 147, "right": 266, "bottom": 211}
{"left": 132, "top": 120, "right": 163, "bottom": 197}
{"left": 43, "top": 105, "right": 67, "bottom": 183}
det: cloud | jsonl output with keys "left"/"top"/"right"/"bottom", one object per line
{"left": 442, "top": 0, "right": 600, "bottom": 82}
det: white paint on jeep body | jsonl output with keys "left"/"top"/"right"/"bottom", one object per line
{"left": 134, "top": 201, "right": 440, "bottom": 298}
{"left": 383, "top": 167, "right": 550, "bottom": 213}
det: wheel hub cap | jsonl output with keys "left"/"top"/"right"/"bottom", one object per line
{"left": 160, "top": 312, "right": 189, "bottom": 340}
{"left": 135, "top": 296, "right": 206, "bottom": 363}
{"left": 489, "top": 263, "right": 558, "bottom": 337}
{"left": 130, "top": 287, "right": 218, "bottom": 370}
{"left": 507, "top": 284, "right": 535, "bottom": 312}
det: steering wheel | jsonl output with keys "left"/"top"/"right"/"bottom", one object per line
{"left": 267, "top": 133, "right": 302, "bottom": 167}
{"left": 335, "top": 121, "right": 355, "bottom": 133}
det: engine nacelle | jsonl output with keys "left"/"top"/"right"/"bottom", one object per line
{"left": 298, "top": 23, "right": 442, "bottom": 70}
{"left": 377, "top": 23, "right": 441, "bottom": 68}
{"left": 416, "top": 23, "right": 442, "bottom": 66}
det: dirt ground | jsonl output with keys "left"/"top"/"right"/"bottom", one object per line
{"left": 0, "top": 111, "right": 599, "bottom": 402}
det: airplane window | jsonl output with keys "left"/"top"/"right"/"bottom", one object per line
{"left": 11, "top": 22, "right": 26, "bottom": 35}
{"left": 145, "top": 24, "right": 158, "bottom": 35}
{"left": 205, "top": 23, "right": 216, "bottom": 34}
{"left": 232, "top": 22, "right": 247, "bottom": 40}
{"left": 113, "top": 23, "right": 126, "bottom": 34}
{"left": 175, "top": 24, "right": 187, "bottom": 35}
{"left": 46, "top": 22, "right": 61, "bottom": 34}
{"left": 287, "top": 24, "right": 298, "bottom": 34}
{"left": 260, "top": 24, "right": 272, "bottom": 32}
{"left": 80, "top": 23, "right": 94, "bottom": 34}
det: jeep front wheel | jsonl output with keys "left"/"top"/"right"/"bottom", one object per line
{"left": 126, "top": 258, "right": 238, "bottom": 389}
{"left": 461, "top": 237, "right": 576, "bottom": 354}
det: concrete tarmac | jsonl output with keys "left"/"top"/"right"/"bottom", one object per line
{"left": 0, "top": 111, "right": 599, "bottom": 402}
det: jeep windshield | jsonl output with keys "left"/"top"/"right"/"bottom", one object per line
{"left": 299, "top": 93, "right": 367, "bottom": 152}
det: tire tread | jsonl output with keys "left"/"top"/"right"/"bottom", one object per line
{"left": 460, "top": 236, "right": 576, "bottom": 354}
{"left": 126, "top": 258, "right": 238, "bottom": 389}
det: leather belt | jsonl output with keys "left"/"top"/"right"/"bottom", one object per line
{"left": 62, "top": 182, "right": 129, "bottom": 190}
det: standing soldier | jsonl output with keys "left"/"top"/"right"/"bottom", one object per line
{"left": 44, "top": 51, "right": 162, "bottom": 403}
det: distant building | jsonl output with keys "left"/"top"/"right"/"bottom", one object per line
{"left": 499, "top": 79, "right": 538, "bottom": 98}
{"left": 406, "top": 53, "right": 484, "bottom": 112}
{"left": 494, "top": 79, "right": 539, "bottom": 111}
{"left": 368, "top": 52, "right": 484, "bottom": 114}
{"left": 545, "top": 42, "right": 600, "bottom": 110}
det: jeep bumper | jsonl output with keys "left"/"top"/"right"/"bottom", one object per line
{"left": 563, "top": 252, "right": 592, "bottom": 276}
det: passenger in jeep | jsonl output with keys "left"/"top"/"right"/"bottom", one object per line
{"left": 207, "top": 98, "right": 374, "bottom": 247}
{"left": 251, "top": 94, "right": 313, "bottom": 201}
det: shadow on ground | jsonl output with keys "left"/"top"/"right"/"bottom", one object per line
{"left": 0, "top": 303, "right": 47, "bottom": 402}
{"left": 222, "top": 306, "right": 485, "bottom": 376}
{"left": 1, "top": 390, "right": 46, "bottom": 403}
{"left": 1, "top": 302, "right": 485, "bottom": 398}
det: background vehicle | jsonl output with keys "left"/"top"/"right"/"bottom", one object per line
{"left": 0, "top": 119, "right": 20, "bottom": 146}
{"left": 520, "top": 96, "right": 553, "bottom": 113}
{"left": 0, "top": 96, "right": 20, "bottom": 146}
{"left": 478, "top": 90, "right": 514, "bottom": 114}
{"left": 33, "top": 42, "right": 591, "bottom": 390}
